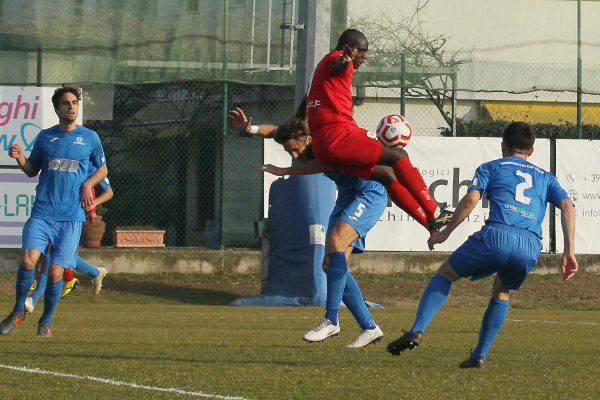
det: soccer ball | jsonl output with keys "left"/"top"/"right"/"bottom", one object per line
{"left": 375, "top": 114, "right": 412, "bottom": 148}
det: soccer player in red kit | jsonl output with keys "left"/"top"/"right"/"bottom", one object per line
{"left": 306, "top": 29, "right": 448, "bottom": 230}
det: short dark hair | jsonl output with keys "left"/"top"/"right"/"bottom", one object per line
{"left": 502, "top": 121, "right": 535, "bottom": 152}
{"left": 335, "top": 28, "right": 367, "bottom": 51}
{"left": 52, "top": 85, "right": 81, "bottom": 109}
{"left": 274, "top": 116, "right": 309, "bottom": 145}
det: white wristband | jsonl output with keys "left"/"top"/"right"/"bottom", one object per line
{"left": 249, "top": 125, "right": 259, "bottom": 135}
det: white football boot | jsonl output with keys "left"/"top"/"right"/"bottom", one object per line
{"left": 24, "top": 297, "right": 35, "bottom": 314}
{"left": 303, "top": 318, "right": 340, "bottom": 342}
{"left": 92, "top": 267, "right": 108, "bottom": 295}
{"left": 346, "top": 325, "right": 384, "bottom": 348}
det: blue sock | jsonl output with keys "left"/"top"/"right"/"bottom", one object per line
{"left": 411, "top": 274, "right": 452, "bottom": 333}
{"left": 343, "top": 273, "right": 376, "bottom": 330}
{"left": 13, "top": 265, "right": 35, "bottom": 315}
{"left": 31, "top": 257, "right": 50, "bottom": 307}
{"left": 324, "top": 252, "right": 348, "bottom": 325}
{"left": 74, "top": 257, "right": 99, "bottom": 278}
{"left": 473, "top": 298, "right": 510, "bottom": 359}
{"left": 39, "top": 278, "right": 63, "bottom": 325}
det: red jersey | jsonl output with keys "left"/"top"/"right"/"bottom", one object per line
{"left": 306, "top": 50, "right": 355, "bottom": 132}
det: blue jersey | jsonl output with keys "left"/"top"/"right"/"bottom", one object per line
{"left": 28, "top": 125, "right": 106, "bottom": 222}
{"left": 87, "top": 165, "right": 111, "bottom": 192}
{"left": 469, "top": 156, "right": 568, "bottom": 239}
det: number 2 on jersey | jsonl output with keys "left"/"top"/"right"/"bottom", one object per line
{"left": 515, "top": 170, "right": 532, "bottom": 205}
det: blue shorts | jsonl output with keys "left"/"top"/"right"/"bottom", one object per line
{"left": 328, "top": 186, "right": 387, "bottom": 254}
{"left": 22, "top": 218, "right": 83, "bottom": 269}
{"left": 448, "top": 223, "right": 542, "bottom": 290}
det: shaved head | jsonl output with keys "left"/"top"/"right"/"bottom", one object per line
{"left": 335, "top": 29, "right": 368, "bottom": 51}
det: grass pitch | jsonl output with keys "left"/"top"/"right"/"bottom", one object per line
{"left": 0, "top": 272, "right": 598, "bottom": 400}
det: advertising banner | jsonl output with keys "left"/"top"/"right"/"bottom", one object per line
{"left": 365, "top": 136, "right": 550, "bottom": 252}
{"left": 263, "top": 138, "right": 292, "bottom": 217}
{"left": 555, "top": 139, "right": 600, "bottom": 254}
{"left": 0, "top": 170, "right": 38, "bottom": 248}
{"left": 263, "top": 135, "right": 551, "bottom": 252}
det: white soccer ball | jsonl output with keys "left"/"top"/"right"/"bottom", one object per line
{"left": 375, "top": 114, "right": 412, "bottom": 148}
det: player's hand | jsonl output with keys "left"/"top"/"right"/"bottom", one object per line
{"left": 253, "top": 164, "right": 287, "bottom": 176}
{"left": 84, "top": 200, "right": 99, "bottom": 212}
{"left": 228, "top": 107, "right": 251, "bottom": 132}
{"left": 80, "top": 183, "right": 94, "bottom": 208}
{"left": 427, "top": 230, "right": 449, "bottom": 251}
{"left": 561, "top": 252, "right": 578, "bottom": 281}
{"left": 8, "top": 143, "right": 23, "bottom": 159}
{"left": 342, "top": 44, "right": 357, "bottom": 63}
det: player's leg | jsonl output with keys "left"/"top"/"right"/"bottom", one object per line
{"left": 74, "top": 257, "right": 108, "bottom": 295}
{"left": 370, "top": 166, "right": 429, "bottom": 229}
{"left": 304, "top": 222, "right": 357, "bottom": 342}
{"left": 37, "top": 263, "right": 64, "bottom": 337}
{"left": 61, "top": 267, "right": 78, "bottom": 299}
{"left": 460, "top": 229, "right": 538, "bottom": 368}
{"left": 0, "top": 249, "right": 42, "bottom": 334}
{"left": 36, "top": 221, "right": 82, "bottom": 336}
{"left": 387, "top": 260, "right": 461, "bottom": 355}
{"left": 376, "top": 146, "right": 442, "bottom": 225}
{"left": 459, "top": 276, "right": 510, "bottom": 369}
{"left": 343, "top": 273, "right": 384, "bottom": 348}
{"left": 28, "top": 254, "right": 50, "bottom": 313}
{"left": 0, "top": 219, "right": 50, "bottom": 335}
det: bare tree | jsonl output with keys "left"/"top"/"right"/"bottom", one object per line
{"left": 350, "top": 0, "right": 471, "bottom": 126}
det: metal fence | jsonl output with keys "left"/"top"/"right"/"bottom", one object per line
{"left": 2, "top": 0, "right": 600, "bottom": 249}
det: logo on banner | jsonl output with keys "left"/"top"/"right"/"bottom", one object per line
{"left": 568, "top": 189, "right": 578, "bottom": 202}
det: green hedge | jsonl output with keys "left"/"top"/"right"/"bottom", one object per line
{"left": 441, "top": 120, "right": 600, "bottom": 140}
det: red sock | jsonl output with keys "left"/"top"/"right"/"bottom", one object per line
{"left": 385, "top": 181, "right": 429, "bottom": 229}
{"left": 63, "top": 268, "right": 74, "bottom": 282}
{"left": 392, "top": 157, "right": 438, "bottom": 220}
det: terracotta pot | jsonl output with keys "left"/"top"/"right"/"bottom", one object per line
{"left": 113, "top": 230, "right": 165, "bottom": 248}
{"left": 80, "top": 217, "right": 106, "bottom": 248}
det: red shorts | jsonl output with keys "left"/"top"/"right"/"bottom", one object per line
{"left": 310, "top": 123, "right": 383, "bottom": 179}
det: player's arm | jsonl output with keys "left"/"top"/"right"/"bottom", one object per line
{"left": 81, "top": 164, "right": 107, "bottom": 208}
{"left": 330, "top": 45, "right": 356, "bottom": 76}
{"left": 255, "top": 159, "right": 333, "bottom": 176}
{"left": 85, "top": 186, "right": 113, "bottom": 212}
{"left": 228, "top": 107, "right": 278, "bottom": 138}
{"left": 557, "top": 197, "right": 578, "bottom": 281}
{"left": 9, "top": 143, "right": 39, "bottom": 177}
{"left": 427, "top": 190, "right": 481, "bottom": 250}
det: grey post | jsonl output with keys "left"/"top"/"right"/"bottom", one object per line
{"left": 295, "top": 0, "right": 332, "bottom": 108}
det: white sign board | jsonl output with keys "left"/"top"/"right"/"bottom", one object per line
{"left": 0, "top": 86, "right": 83, "bottom": 247}
{"left": 0, "top": 169, "right": 38, "bottom": 248}
{"left": 263, "top": 138, "right": 292, "bottom": 217}
{"left": 262, "top": 135, "right": 552, "bottom": 252}
{"left": 366, "top": 136, "right": 551, "bottom": 251}
{"left": 555, "top": 139, "right": 600, "bottom": 254}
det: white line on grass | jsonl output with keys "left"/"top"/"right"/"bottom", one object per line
{"left": 505, "top": 318, "right": 599, "bottom": 326}
{"left": 209, "top": 315, "right": 600, "bottom": 326}
{"left": 0, "top": 364, "right": 253, "bottom": 400}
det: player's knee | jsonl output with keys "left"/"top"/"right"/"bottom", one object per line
{"left": 326, "top": 232, "right": 346, "bottom": 253}
{"left": 322, "top": 258, "right": 329, "bottom": 272}
{"left": 492, "top": 277, "right": 510, "bottom": 300}
{"left": 47, "top": 266, "right": 64, "bottom": 283}
{"left": 437, "top": 261, "right": 461, "bottom": 282}
{"left": 20, "top": 255, "right": 38, "bottom": 269}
